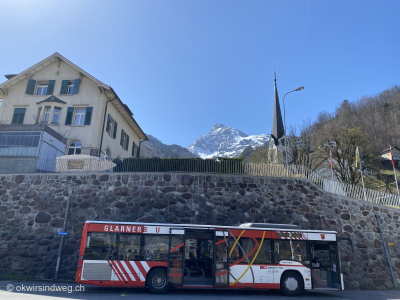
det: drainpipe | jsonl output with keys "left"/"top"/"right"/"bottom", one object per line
{"left": 98, "top": 96, "right": 117, "bottom": 157}
{"left": 137, "top": 139, "right": 146, "bottom": 158}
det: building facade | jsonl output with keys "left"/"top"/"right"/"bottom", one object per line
{"left": 0, "top": 52, "right": 147, "bottom": 160}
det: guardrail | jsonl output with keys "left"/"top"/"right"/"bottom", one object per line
{"left": 245, "top": 162, "right": 400, "bottom": 208}
{"left": 0, "top": 157, "right": 398, "bottom": 208}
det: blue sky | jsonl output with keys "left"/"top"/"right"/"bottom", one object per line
{"left": 1, "top": 0, "right": 399, "bottom": 147}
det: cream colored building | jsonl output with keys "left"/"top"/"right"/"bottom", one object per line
{"left": 0, "top": 52, "right": 147, "bottom": 159}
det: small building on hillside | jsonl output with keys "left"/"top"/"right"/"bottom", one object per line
{"left": 379, "top": 146, "right": 400, "bottom": 161}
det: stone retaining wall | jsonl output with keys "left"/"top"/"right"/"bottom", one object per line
{"left": 0, "top": 173, "right": 400, "bottom": 289}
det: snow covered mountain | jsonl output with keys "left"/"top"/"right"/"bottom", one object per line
{"left": 187, "top": 124, "right": 269, "bottom": 158}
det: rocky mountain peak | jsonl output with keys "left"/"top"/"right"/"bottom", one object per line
{"left": 188, "top": 124, "right": 269, "bottom": 158}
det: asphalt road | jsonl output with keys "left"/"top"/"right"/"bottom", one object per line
{"left": 0, "top": 280, "right": 400, "bottom": 300}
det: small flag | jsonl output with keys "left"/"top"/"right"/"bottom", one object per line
{"left": 330, "top": 150, "right": 333, "bottom": 170}
{"left": 355, "top": 147, "right": 359, "bottom": 168}
{"left": 390, "top": 147, "right": 396, "bottom": 169}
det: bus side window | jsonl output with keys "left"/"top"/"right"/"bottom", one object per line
{"left": 252, "top": 239, "right": 272, "bottom": 264}
{"left": 143, "top": 235, "right": 169, "bottom": 261}
{"left": 119, "top": 233, "right": 142, "bottom": 261}
{"left": 273, "top": 240, "right": 310, "bottom": 264}
{"left": 83, "top": 232, "right": 117, "bottom": 260}
{"left": 274, "top": 240, "right": 292, "bottom": 262}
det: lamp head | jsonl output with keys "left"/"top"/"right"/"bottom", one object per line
{"left": 295, "top": 86, "right": 305, "bottom": 91}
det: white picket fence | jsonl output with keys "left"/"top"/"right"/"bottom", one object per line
{"left": 244, "top": 162, "right": 400, "bottom": 208}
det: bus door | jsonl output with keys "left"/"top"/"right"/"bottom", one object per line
{"left": 183, "top": 229, "right": 215, "bottom": 286}
{"left": 214, "top": 231, "right": 230, "bottom": 287}
{"left": 168, "top": 229, "right": 184, "bottom": 286}
{"left": 310, "top": 241, "right": 341, "bottom": 290}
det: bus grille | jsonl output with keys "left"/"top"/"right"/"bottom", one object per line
{"left": 82, "top": 262, "right": 112, "bottom": 280}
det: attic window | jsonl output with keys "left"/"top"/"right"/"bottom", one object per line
{"left": 36, "top": 83, "right": 49, "bottom": 95}
{"left": 67, "top": 81, "right": 75, "bottom": 95}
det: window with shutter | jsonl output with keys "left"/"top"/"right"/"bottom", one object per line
{"left": 119, "top": 130, "right": 129, "bottom": 151}
{"left": 12, "top": 108, "right": 26, "bottom": 124}
{"left": 36, "top": 83, "right": 49, "bottom": 95}
{"left": 107, "top": 115, "right": 118, "bottom": 137}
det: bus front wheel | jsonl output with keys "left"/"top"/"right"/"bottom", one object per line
{"left": 146, "top": 268, "right": 169, "bottom": 294}
{"left": 280, "top": 271, "right": 304, "bottom": 296}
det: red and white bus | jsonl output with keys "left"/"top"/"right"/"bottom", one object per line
{"left": 75, "top": 221, "right": 343, "bottom": 296}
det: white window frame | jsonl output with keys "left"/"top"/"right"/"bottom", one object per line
{"left": 73, "top": 108, "right": 86, "bottom": 126}
{"left": 67, "top": 140, "right": 82, "bottom": 155}
{"left": 36, "top": 107, "right": 42, "bottom": 124}
{"left": 107, "top": 118, "right": 115, "bottom": 137}
{"left": 67, "top": 81, "right": 75, "bottom": 95}
{"left": 121, "top": 131, "right": 129, "bottom": 151}
{"left": 36, "top": 83, "right": 49, "bottom": 95}
{"left": 51, "top": 107, "right": 62, "bottom": 125}
{"left": 43, "top": 106, "right": 51, "bottom": 124}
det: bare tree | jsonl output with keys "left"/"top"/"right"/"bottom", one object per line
{"left": 286, "top": 119, "right": 324, "bottom": 171}
{"left": 317, "top": 124, "right": 373, "bottom": 185}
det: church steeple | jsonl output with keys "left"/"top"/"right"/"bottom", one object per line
{"left": 271, "top": 71, "right": 284, "bottom": 145}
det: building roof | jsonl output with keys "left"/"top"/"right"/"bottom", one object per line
{"left": 0, "top": 52, "right": 148, "bottom": 141}
{"left": 4, "top": 75, "right": 17, "bottom": 80}
{"left": 36, "top": 95, "right": 67, "bottom": 105}
{"left": 271, "top": 72, "right": 285, "bottom": 144}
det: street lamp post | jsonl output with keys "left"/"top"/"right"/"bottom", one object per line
{"left": 282, "top": 86, "right": 304, "bottom": 177}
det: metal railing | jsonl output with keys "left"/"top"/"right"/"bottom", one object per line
{"left": 0, "top": 157, "right": 398, "bottom": 208}
{"left": 245, "top": 162, "right": 400, "bottom": 208}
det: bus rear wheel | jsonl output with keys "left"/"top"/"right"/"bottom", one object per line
{"left": 280, "top": 271, "right": 304, "bottom": 296}
{"left": 146, "top": 268, "right": 169, "bottom": 294}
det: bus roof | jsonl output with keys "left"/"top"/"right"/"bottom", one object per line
{"left": 84, "top": 220, "right": 337, "bottom": 234}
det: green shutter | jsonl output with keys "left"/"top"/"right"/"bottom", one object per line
{"left": 25, "top": 79, "right": 36, "bottom": 95}
{"left": 47, "top": 80, "right": 55, "bottom": 95}
{"left": 120, "top": 129, "right": 124, "bottom": 146}
{"left": 126, "top": 135, "right": 129, "bottom": 151}
{"left": 60, "top": 80, "right": 69, "bottom": 94}
{"left": 65, "top": 107, "right": 74, "bottom": 125}
{"left": 132, "top": 141, "right": 136, "bottom": 156}
{"left": 84, "top": 107, "right": 93, "bottom": 125}
{"left": 113, "top": 121, "right": 118, "bottom": 139}
{"left": 12, "top": 110, "right": 19, "bottom": 124}
{"left": 74, "top": 79, "right": 80, "bottom": 94}
{"left": 106, "top": 114, "right": 111, "bottom": 132}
